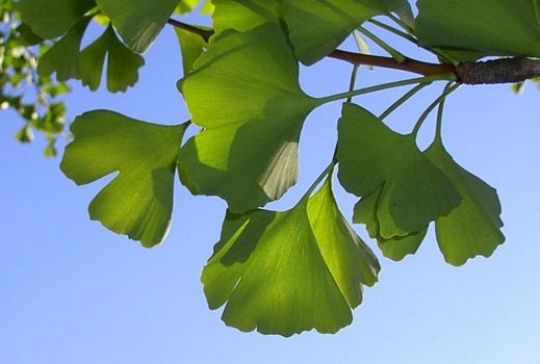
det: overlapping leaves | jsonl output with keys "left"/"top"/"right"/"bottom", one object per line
{"left": 340, "top": 103, "right": 504, "bottom": 265}
{"left": 202, "top": 178, "right": 380, "bottom": 336}
{"left": 61, "top": 111, "right": 187, "bottom": 247}
{"left": 179, "top": 24, "right": 319, "bottom": 212}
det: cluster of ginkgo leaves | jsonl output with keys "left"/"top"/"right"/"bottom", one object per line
{"left": 0, "top": 0, "right": 69, "bottom": 156}
{"left": 9, "top": 0, "right": 540, "bottom": 336}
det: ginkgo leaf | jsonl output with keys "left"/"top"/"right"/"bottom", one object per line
{"left": 212, "top": 0, "right": 280, "bottom": 35}
{"left": 353, "top": 187, "right": 428, "bottom": 261}
{"left": 37, "top": 18, "right": 91, "bottom": 81}
{"left": 179, "top": 24, "right": 318, "bottom": 213}
{"left": 416, "top": 0, "right": 540, "bottom": 58}
{"left": 381, "top": 0, "right": 414, "bottom": 28}
{"left": 79, "top": 26, "right": 145, "bottom": 92}
{"left": 95, "top": 0, "right": 180, "bottom": 53}
{"left": 174, "top": 27, "right": 207, "bottom": 74}
{"left": 425, "top": 140, "right": 505, "bottom": 266}
{"left": 281, "top": 0, "right": 385, "bottom": 65}
{"left": 60, "top": 111, "right": 186, "bottom": 247}
{"left": 337, "top": 103, "right": 461, "bottom": 238}
{"left": 17, "top": 0, "right": 95, "bottom": 39}
{"left": 202, "top": 178, "right": 380, "bottom": 336}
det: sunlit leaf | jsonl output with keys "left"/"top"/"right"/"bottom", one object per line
{"left": 179, "top": 24, "right": 318, "bottom": 212}
{"left": 425, "top": 140, "right": 505, "bottom": 266}
{"left": 337, "top": 103, "right": 461, "bottom": 238}
{"left": 61, "top": 110, "right": 186, "bottom": 247}
{"left": 202, "top": 178, "right": 380, "bottom": 336}
{"left": 96, "top": 0, "right": 180, "bottom": 53}
{"left": 212, "top": 0, "right": 280, "bottom": 34}
{"left": 281, "top": 0, "right": 385, "bottom": 65}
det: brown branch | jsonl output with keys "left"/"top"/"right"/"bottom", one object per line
{"left": 328, "top": 49, "right": 456, "bottom": 76}
{"left": 455, "top": 57, "right": 540, "bottom": 84}
{"left": 167, "top": 18, "right": 540, "bottom": 84}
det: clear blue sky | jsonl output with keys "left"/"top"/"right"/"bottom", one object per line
{"left": 1, "top": 9, "right": 540, "bottom": 364}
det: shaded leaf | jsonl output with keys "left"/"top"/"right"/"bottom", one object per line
{"left": 37, "top": 17, "right": 91, "bottom": 81}
{"left": 281, "top": 0, "right": 385, "bottom": 65}
{"left": 61, "top": 110, "right": 186, "bottom": 247}
{"left": 416, "top": 0, "right": 540, "bottom": 58}
{"left": 425, "top": 140, "right": 505, "bottom": 266}
{"left": 353, "top": 187, "right": 427, "bottom": 261}
{"left": 337, "top": 103, "right": 460, "bottom": 238}
{"left": 17, "top": 0, "right": 95, "bottom": 39}
{"left": 179, "top": 24, "right": 318, "bottom": 212}
{"left": 96, "top": 0, "right": 180, "bottom": 53}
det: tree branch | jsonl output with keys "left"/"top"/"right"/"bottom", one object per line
{"left": 167, "top": 18, "right": 540, "bottom": 84}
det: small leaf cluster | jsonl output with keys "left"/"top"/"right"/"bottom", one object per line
{"left": 1, "top": 0, "right": 69, "bottom": 156}
{"left": 10, "top": 0, "right": 539, "bottom": 336}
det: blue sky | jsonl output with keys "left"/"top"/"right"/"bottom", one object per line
{"left": 1, "top": 9, "right": 540, "bottom": 364}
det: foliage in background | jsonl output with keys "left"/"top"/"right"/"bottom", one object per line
{"left": 4, "top": 0, "right": 540, "bottom": 336}
{"left": 0, "top": 0, "right": 69, "bottom": 156}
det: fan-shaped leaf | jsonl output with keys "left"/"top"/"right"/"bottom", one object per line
{"left": 79, "top": 26, "right": 145, "bottom": 92}
{"left": 61, "top": 111, "right": 186, "bottom": 247}
{"left": 202, "top": 178, "right": 380, "bottom": 336}
{"left": 179, "top": 24, "right": 318, "bottom": 212}
{"left": 426, "top": 140, "right": 505, "bottom": 266}
{"left": 337, "top": 103, "right": 461, "bottom": 238}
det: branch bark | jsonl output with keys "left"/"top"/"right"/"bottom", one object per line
{"left": 167, "top": 18, "right": 540, "bottom": 85}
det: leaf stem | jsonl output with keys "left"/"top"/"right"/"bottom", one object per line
{"left": 387, "top": 14, "right": 413, "bottom": 33}
{"left": 379, "top": 83, "right": 430, "bottom": 120}
{"left": 434, "top": 83, "right": 454, "bottom": 144}
{"left": 302, "top": 163, "right": 335, "bottom": 201}
{"left": 319, "top": 74, "right": 453, "bottom": 105}
{"left": 347, "top": 65, "right": 360, "bottom": 103}
{"left": 411, "top": 82, "right": 459, "bottom": 137}
{"left": 368, "top": 19, "right": 417, "bottom": 45}
{"left": 356, "top": 26, "right": 406, "bottom": 63}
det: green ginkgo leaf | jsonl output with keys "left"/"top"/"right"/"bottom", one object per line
{"left": 416, "top": 0, "right": 540, "bottom": 58}
{"left": 281, "top": 0, "right": 385, "bottom": 65}
{"left": 174, "top": 27, "right": 207, "bottom": 74}
{"left": 425, "top": 140, "right": 505, "bottom": 266}
{"left": 17, "top": 0, "right": 95, "bottom": 39}
{"left": 61, "top": 111, "right": 186, "bottom": 247}
{"left": 353, "top": 187, "right": 428, "bottom": 261}
{"left": 79, "top": 26, "right": 145, "bottom": 92}
{"left": 95, "top": 0, "right": 180, "bottom": 53}
{"left": 37, "top": 17, "right": 91, "bottom": 81}
{"left": 202, "top": 177, "right": 380, "bottom": 336}
{"left": 337, "top": 103, "right": 461, "bottom": 238}
{"left": 179, "top": 24, "right": 318, "bottom": 213}
{"left": 212, "top": 0, "right": 280, "bottom": 35}
{"left": 381, "top": 0, "right": 414, "bottom": 28}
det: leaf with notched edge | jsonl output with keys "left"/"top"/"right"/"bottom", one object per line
{"left": 202, "top": 177, "right": 380, "bottom": 336}
{"left": 337, "top": 103, "right": 461, "bottom": 239}
{"left": 61, "top": 111, "right": 187, "bottom": 247}
{"left": 179, "top": 24, "right": 319, "bottom": 213}
{"left": 426, "top": 140, "right": 505, "bottom": 266}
